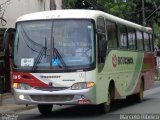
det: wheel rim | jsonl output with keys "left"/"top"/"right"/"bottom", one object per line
{"left": 139, "top": 83, "right": 144, "bottom": 101}
{"left": 106, "top": 90, "right": 111, "bottom": 106}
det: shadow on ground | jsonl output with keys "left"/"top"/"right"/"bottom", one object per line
{"left": 18, "top": 98, "right": 151, "bottom": 120}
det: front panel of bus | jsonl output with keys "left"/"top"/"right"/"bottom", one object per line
{"left": 12, "top": 19, "right": 97, "bottom": 105}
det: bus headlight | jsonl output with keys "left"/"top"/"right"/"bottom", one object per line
{"left": 13, "top": 83, "right": 31, "bottom": 90}
{"left": 71, "top": 82, "right": 95, "bottom": 90}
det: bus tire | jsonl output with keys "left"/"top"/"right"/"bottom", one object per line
{"left": 98, "top": 87, "right": 111, "bottom": 113}
{"left": 135, "top": 81, "right": 144, "bottom": 102}
{"left": 37, "top": 104, "right": 53, "bottom": 115}
{"left": 126, "top": 95, "right": 134, "bottom": 103}
{"left": 126, "top": 81, "right": 144, "bottom": 103}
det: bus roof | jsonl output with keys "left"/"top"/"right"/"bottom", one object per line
{"left": 17, "top": 9, "right": 152, "bottom": 33}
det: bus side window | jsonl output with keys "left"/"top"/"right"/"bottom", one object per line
{"left": 136, "top": 30, "right": 143, "bottom": 51}
{"left": 118, "top": 24, "right": 128, "bottom": 49}
{"left": 106, "top": 20, "right": 117, "bottom": 49}
{"left": 143, "top": 32, "right": 150, "bottom": 51}
{"left": 127, "top": 27, "right": 136, "bottom": 50}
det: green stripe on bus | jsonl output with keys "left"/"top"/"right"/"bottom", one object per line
{"left": 125, "top": 52, "right": 144, "bottom": 92}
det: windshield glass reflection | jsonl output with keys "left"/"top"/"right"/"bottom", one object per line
{"left": 14, "top": 20, "right": 95, "bottom": 70}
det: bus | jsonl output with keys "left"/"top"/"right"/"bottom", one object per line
{"left": 3, "top": 9, "right": 156, "bottom": 115}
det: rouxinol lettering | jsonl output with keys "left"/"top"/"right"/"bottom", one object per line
{"left": 118, "top": 57, "right": 134, "bottom": 65}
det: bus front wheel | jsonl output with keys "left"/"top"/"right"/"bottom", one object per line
{"left": 37, "top": 104, "right": 53, "bottom": 115}
{"left": 98, "top": 88, "right": 111, "bottom": 113}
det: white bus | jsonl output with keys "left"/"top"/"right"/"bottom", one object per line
{"left": 3, "top": 9, "right": 155, "bottom": 115}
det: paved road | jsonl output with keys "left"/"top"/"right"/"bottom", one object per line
{"left": 16, "top": 83, "right": 160, "bottom": 120}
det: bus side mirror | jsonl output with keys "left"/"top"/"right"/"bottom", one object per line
{"left": 101, "top": 40, "right": 107, "bottom": 57}
{"left": 96, "top": 29, "right": 102, "bottom": 35}
{"left": 97, "top": 29, "right": 107, "bottom": 57}
{"left": 3, "top": 28, "right": 15, "bottom": 55}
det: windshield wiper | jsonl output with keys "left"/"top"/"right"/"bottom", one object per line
{"left": 32, "top": 38, "right": 47, "bottom": 72}
{"left": 51, "top": 36, "right": 67, "bottom": 68}
{"left": 32, "top": 47, "right": 46, "bottom": 72}
{"left": 53, "top": 48, "right": 66, "bottom": 68}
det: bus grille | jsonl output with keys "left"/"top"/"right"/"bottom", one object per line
{"left": 30, "top": 95, "right": 74, "bottom": 102}
{"left": 34, "top": 87, "right": 69, "bottom": 91}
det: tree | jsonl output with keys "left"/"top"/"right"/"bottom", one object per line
{"left": 64, "top": 0, "right": 136, "bottom": 21}
{"left": 0, "top": 0, "right": 11, "bottom": 26}
{"left": 97, "top": 0, "right": 136, "bottom": 19}
{"left": 153, "top": 22, "right": 160, "bottom": 48}
{"left": 62, "top": 0, "right": 76, "bottom": 9}
{"left": 143, "top": 0, "right": 160, "bottom": 48}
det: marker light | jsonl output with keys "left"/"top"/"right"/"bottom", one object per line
{"left": 86, "top": 82, "right": 95, "bottom": 88}
{"left": 13, "top": 83, "right": 31, "bottom": 90}
{"left": 13, "top": 83, "right": 18, "bottom": 88}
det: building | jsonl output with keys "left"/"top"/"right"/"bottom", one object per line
{"left": 0, "top": 0, "right": 62, "bottom": 93}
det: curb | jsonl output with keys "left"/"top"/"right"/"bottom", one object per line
{"left": 0, "top": 105, "right": 36, "bottom": 113}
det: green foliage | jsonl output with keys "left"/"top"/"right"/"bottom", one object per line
{"left": 97, "top": 0, "right": 136, "bottom": 19}
{"left": 64, "top": 0, "right": 137, "bottom": 20}
{"left": 145, "top": 0, "right": 160, "bottom": 48}
{"left": 153, "top": 22, "right": 160, "bottom": 48}
{"left": 63, "top": 0, "right": 77, "bottom": 9}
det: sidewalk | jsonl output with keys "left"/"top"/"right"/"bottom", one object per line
{"left": 0, "top": 93, "right": 36, "bottom": 113}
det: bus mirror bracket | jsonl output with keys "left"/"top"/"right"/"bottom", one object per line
{"left": 96, "top": 29, "right": 102, "bottom": 35}
{"left": 3, "top": 28, "right": 15, "bottom": 55}
{"left": 97, "top": 29, "right": 107, "bottom": 58}
{"left": 101, "top": 40, "right": 107, "bottom": 57}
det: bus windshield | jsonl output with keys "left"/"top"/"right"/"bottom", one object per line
{"left": 14, "top": 19, "right": 95, "bottom": 71}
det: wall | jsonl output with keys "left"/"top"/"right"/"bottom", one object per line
{"left": 55, "top": 0, "right": 62, "bottom": 9}
{"left": 0, "top": 0, "right": 50, "bottom": 28}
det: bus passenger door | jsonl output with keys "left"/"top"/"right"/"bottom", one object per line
{"left": 96, "top": 17, "right": 109, "bottom": 104}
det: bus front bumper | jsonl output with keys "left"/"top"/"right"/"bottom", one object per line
{"left": 13, "top": 86, "right": 96, "bottom": 105}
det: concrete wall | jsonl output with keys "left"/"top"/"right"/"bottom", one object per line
{"left": 55, "top": 0, "right": 62, "bottom": 10}
{"left": 0, "top": 0, "right": 63, "bottom": 28}
{"left": 0, "top": 0, "right": 50, "bottom": 28}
